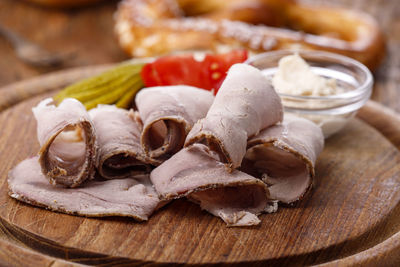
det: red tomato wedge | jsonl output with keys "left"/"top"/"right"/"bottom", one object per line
{"left": 141, "top": 50, "right": 248, "bottom": 94}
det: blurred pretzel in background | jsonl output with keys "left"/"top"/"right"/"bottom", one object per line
{"left": 115, "top": 0, "right": 385, "bottom": 70}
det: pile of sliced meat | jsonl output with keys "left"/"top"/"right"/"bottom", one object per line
{"left": 8, "top": 63, "right": 324, "bottom": 227}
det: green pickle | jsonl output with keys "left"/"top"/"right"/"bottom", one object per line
{"left": 83, "top": 76, "right": 142, "bottom": 109}
{"left": 116, "top": 80, "right": 144, "bottom": 109}
{"left": 54, "top": 63, "right": 145, "bottom": 109}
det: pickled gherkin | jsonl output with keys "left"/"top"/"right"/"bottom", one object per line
{"left": 116, "top": 80, "right": 144, "bottom": 109}
{"left": 54, "top": 63, "right": 145, "bottom": 110}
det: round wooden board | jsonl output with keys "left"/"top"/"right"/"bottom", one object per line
{"left": 0, "top": 67, "right": 399, "bottom": 266}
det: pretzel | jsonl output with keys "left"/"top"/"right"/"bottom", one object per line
{"left": 115, "top": 0, "right": 385, "bottom": 70}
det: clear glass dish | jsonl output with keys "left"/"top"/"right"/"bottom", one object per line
{"left": 245, "top": 50, "right": 373, "bottom": 138}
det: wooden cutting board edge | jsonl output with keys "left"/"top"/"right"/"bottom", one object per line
{"left": 0, "top": 65, "right": 399, "bottom": 266}
{"left": 0, "top": 237, "right": 82, "bottom": 267}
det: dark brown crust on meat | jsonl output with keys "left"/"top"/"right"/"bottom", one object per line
{"left": 141, "top": 117, "right": 189, "bottom": 162}
{"left": 161, "top": 176, "right": 269, "bottom": 201}
{"left": 184, "top": 131, "right": 234, "bottom": 171}
{"left": 8, "top": 189, "right": 148, "bottom": 221}
{"left": 246, "top": 139, "right": 315, "bottom": 203}
{"left": 38, "top": 120, "right": 97, "bottom": 188}
{"left": 97, "top": 147, "right": 151, "bottom": 179}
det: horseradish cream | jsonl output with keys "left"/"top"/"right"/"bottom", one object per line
{"left": 272, "top": 54, "right": 342, "bottom": 96}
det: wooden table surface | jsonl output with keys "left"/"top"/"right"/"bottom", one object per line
{"left": 0, "top": 0, "right": 399, "bottom": 266}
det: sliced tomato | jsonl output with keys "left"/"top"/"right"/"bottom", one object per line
{"left": 141, "top": 50, "right": 248, "bottom": 94}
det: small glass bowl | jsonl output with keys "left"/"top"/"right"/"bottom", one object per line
{"left": 245, "top": 50, "right": 373, "bottom": 138}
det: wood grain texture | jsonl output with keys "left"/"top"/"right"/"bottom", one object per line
{"left": 358, "top": 101, "right": 400, "bottom": 151}
{"left": 0, "top": 0, "right": 399, "bottom": 265}
{"left": 317, "top": 231, "right": 400, "bottom": 267}
{"left": 0, "top": 69, "right": 399, "bottom": 266}
{"left": 0, "top": 65, "right": 110, "bottom": 112}
{"left": 0, "top": 239, "right": 82, "bottom": 267}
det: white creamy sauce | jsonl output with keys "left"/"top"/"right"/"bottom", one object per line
{"left": 271, "top": 54, "right": 349, "bottom": 138}
{"left": 272, "top": 54, "right": 343, "bottom": 96}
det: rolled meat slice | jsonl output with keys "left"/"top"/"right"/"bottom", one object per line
{"left": 32, "top": 98, "right": 97, "bottom": 188}
{"left": 241, "top": 115, "right": 324, "bottom": 204}
{"left": 135, "top": 85, "right": 214, "bottom": 163}
{"left": 8, "top": 157, "right": 160, "bottom": 221}
{"left": 150, "top": 144, "right": 275, "bottom": 227}
{"left": 89, "top": 105, "right": 151, "bottom": 179}
{"left": 185, "top": 63, "right": 283, "bottom": 170}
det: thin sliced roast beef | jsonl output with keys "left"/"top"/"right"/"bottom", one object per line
{"left": 8, "top": 157, "right": 160, "bottom": 221}
{"left": 242, "top": 115, "right": 324, "bottom": 203}
{"left": 135, "top": 85, "right": 214, "bottom": 164}
{"left": 89, "top": 105, "right": 151, "bottom": 179}
{"left": 185, "top": 64, "right": 283, "bottom": 170}
{"left": 32, "top": 98, "right": 97, "bottom": 188}
{"left": 150, "top": 144, "right": 275, "bottom": 226}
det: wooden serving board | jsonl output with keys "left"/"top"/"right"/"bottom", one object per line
{"left": 0, "top": 66, "right": 399, "bottom": 266}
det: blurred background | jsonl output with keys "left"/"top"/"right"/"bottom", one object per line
{"left": 0, "top": 0, "right": 398, "bottom": 110}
